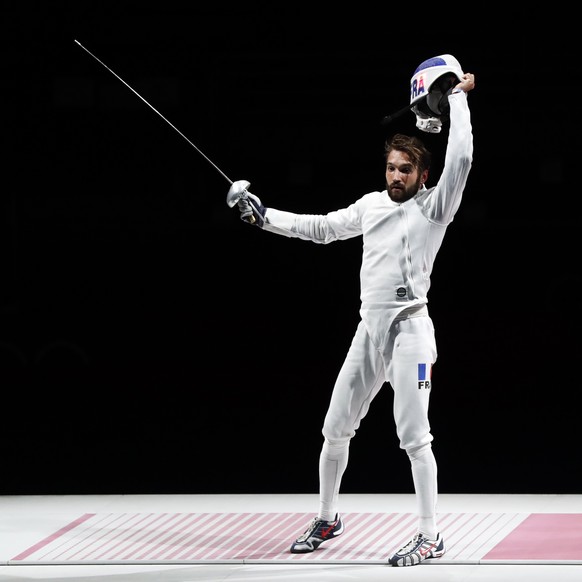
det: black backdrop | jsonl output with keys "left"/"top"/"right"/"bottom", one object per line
{"left": 1, "top": 3, "right": 579, "bottom": 495}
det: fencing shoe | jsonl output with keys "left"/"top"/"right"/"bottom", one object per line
{"left": 388, "top": 531, "right": 445, "bottom": 566}
{"left": 290, "top": 514, "right": 344, "bottom": 553}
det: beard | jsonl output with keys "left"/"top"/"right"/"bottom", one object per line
{"left": 387, "top": 176, "right": 422, "bottom": 203}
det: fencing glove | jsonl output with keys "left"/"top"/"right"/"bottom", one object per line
{"left": 238, "top": 192, "right": 266, "bottom": 227}
{"left": 226, "top": 180, "right": 266, "bottom": 227}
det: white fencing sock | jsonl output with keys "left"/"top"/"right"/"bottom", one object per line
{"left": 408, "top": 443, "right": 438, "bottom": 539}
{"left": 318, "top": 439, "right": 349, "bottom": 521}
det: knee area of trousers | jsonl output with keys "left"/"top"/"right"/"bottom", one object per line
{"left": 405, "top": 442, "right": 433, "bottom": 461}
{"left": 322, "top": 425, "right": 354, "bottom": 443}
{"left": 322, "top": 434, "right": 351, "bottom": 450}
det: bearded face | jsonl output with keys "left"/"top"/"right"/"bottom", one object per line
{"left": 385, "top": 150, "right": 427, "bottom": 203}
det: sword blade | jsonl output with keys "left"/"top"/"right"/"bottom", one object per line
{"left": 74, "top": 39, "right": 233, "bottom": 185}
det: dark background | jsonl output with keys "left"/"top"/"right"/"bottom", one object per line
{"left": 1, "top": 2, "right": 578, "bottom": 495}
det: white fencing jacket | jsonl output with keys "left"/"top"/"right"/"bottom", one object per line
{"left": 261, "top": 90, "right": 473, "bottom": 347}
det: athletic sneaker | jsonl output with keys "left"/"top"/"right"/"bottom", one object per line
{"left": 388, "top": 531, "right": 445, "bottom": 566}
{"left": 290, "top": 514, "right": 344, "bottom": 553}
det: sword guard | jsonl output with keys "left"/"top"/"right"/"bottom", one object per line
{"left": 226, "top": 180, "right": 251, "bottom": 208}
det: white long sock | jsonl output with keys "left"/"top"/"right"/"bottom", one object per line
{"left": 409, "top": 443, "right": 438, "bottom": 539}
{"left": 318, "top": 439, "right": 349, "bottom": 521}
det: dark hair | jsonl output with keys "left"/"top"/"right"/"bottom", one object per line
{"left": 384, "top": 134, "right": 432, "bottom": 174}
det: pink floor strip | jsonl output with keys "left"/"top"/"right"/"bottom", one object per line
{"left": 11, "top": 513, "right": 96, "bottom": 561}
{"left": 483, "top": 514, "right": 582, "bottom": 561}
{"left": 10, "top": 512, "right": 582, "bottom": 564}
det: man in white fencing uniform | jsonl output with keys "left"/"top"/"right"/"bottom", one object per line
{"left": 229, "top": 55, "right": 475, "bottom": 567}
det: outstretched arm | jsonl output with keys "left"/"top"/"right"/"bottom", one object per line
{"left": 427, "top": 73, "right": 475, "bottom": 224}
